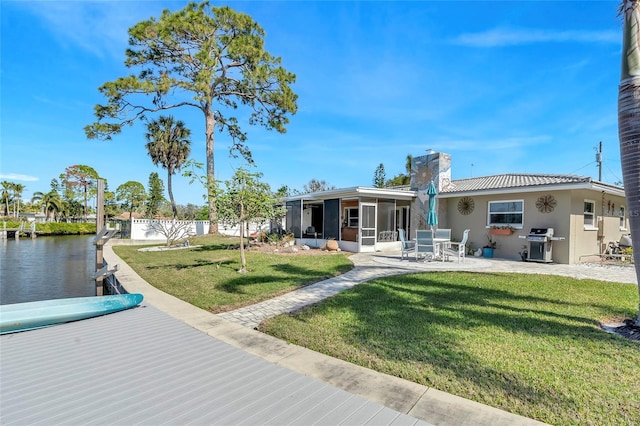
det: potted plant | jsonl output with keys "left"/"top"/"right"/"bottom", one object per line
{"left": 325, "top": 237, "right": 339, "bottom": 251}
{"left": 489, "top": 225, "right": 514, "bottom": 236}
{"left": 518, "top": 244, "right": 528, "bottom": 261}
{"left": 483, "top": 235, "right": 497, "bottom": 258}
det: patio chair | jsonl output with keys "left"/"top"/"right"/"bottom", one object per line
{"left": 435, "top": 228, "right": 452, "bottom": 258}
{"left": 415, "top": 229, "right": 438, "bottom": 262}
{"left": 445, "top": 229, "right": 470, "bottom": 263}
{"left": 398, "top": 228, "right": 415, "bottom": 260}
{"left": 435, "top": 228, "right": 451, "bottom": 240}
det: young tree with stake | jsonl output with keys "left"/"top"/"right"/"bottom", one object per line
{"left": 216, "top": 168, "right": 283, "bottom": 274}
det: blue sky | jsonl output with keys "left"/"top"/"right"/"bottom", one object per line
{"left": 1, "top": 0, "right": 623, "bottom": 206}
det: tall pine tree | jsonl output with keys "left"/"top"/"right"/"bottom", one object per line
{"left": 145, "top": 172, "right": 165, "bottom": 218}
{"left": 373, "top": 163, "right": 386, "bottom": 188}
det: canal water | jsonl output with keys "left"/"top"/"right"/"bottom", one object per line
{"left": 0, "top": 235, "right": 95, "bottom": 305}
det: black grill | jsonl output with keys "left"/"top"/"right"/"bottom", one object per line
{"left": 526, "top": 228, "right": 554, "bottom": 262}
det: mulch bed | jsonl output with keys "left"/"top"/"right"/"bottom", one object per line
{"left": 243, "top": 241, "right": 340, "bottom": 255}
{"left": 601, "top": 319, "right": 640, "bottom": 342}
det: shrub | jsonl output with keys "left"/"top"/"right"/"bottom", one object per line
{"left": 36, "top": 222, "right": 96, "bottom": 235}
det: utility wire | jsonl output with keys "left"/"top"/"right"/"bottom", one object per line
{"left": 603, "top": 162, "right": 622, "bottom": 184}
{"left": 572, "top": 155, "right": 622, "bottom": 184}
{"left": 569, "top": 161, "right": 596, "bottom": 175}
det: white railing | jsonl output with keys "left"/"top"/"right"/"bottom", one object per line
{"left": 129, "top": 219, "right": 268, "bottom": 241}
{"left": 130, "top": 219, "right": 208, "bottom": 241}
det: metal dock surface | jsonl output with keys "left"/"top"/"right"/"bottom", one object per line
{"left": 1, "top": 304, "right": 427, "bottom": 425}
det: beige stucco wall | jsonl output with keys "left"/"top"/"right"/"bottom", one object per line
{"left": 444, "top": 192, "right": 571, "bottom": 263}
{"left": 568, "top": 190, "right": 629, "bottom": 263}
{"left": 443, "top": 189, "right": 629, "bottom": 264}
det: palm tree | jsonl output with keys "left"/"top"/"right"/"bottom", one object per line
{"left": 42, "top": 190, "right": 63, "bottom": 222}
{"left": 405, "top": 154, "right": 413, "bottom": 176}
{"left": 1, "top": 181, "right": 12, "bottom": 217}
{"left": 618, "top": 0, "right": 640, "bottom": 325}
{"left": 145, "top": 116, "right": 191, "bottom": 219}
{"left": 31, "top": 191, "right": 44, "bottom": 215}
{"left": 31, "top": 191, "right": 44, "bottom": 204}
{"left": 11, "top": 183, "right": 25, "bottom": 218}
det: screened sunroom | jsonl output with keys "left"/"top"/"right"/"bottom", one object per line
{"left": 283, "top": 187, "right": 415, "bottom": 253}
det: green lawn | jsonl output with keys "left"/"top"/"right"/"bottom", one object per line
{"left": 259, "top": 272, "right": 640, "bottom": 426}
{"left": 115, "top": 236, "right": 639, "bottom": 424}
{"left": 112, "top": 235, "right": 353, "bottom": 312}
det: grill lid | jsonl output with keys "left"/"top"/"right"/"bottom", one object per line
{"left": 528, "top": 228, "right": 554, "bottom": 237}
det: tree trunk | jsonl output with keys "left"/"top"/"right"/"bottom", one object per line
{"left": 618, "top": 0, "right": 640, "bottom": 326}
{"left": 167, "top": 170, "right": 177, "bottom": 219}
{"left": 238, "top": 201, "right": 247, "bottom": 274}
{"left": 205, "top": 108, "right": 218, "bottom": 234}
{"left": 618, "top": 78, "right": 640, "bottom": 325}
{"left": 83, "top": 185, "right": 88, "bottom": 222}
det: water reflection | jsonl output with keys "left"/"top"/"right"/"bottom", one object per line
{"left": 0, "top": 235, "right": 95, "bottom": 305}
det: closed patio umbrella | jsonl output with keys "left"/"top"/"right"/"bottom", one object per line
{"left": 426, "top": 181, "right": 438, "bottom": 229}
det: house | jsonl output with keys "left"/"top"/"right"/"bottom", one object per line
{"left": 282, "top": 150, "right": 629, "bottom": 264}
{"left": 18, "top": 212, "right": 46, "bottom": 223}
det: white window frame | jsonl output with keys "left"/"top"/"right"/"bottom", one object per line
{"left": 619, "top": 206, "right": 627, "bottom": 230}
{"left": 487, "top": 200, "right": 524, "bottom": 228}
{"left": 344, "top": 207, "right": 359, "bottom": 227}
{"left": 583, "top": 199, "right": 597, "bottom": 230}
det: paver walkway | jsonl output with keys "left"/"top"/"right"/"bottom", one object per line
{"left": 219, "top": 251, "right": 638, "bottom": 328}
{"left": 217, "top": 257, "right": 424, "bottom": 328}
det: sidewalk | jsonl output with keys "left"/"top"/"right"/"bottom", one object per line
{"left": 105, "top": 244, "right": 562, "bottom": 425}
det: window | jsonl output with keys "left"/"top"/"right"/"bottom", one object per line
{"left": 584, "top": 200, "right": 596, "bottom": 228}
{"left": 620, "top": 206, "right": 626, "bottom": 229}
{"left": 488, "top": 200, "right": 523, "bottom": 227}
{"left": 344, "top": 207, "right": 359, "bottom": 227}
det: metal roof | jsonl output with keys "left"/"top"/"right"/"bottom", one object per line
{"left": 0, "top": 304, "right": 427, "bottom": 425}
{"left": 283, "top": 175, "right": 625, "bottom": 202}
{"left": 439, "top": 174, "right": 625, "bottom": 197}
{"left": 284, "top": 186, "right": 415, "bottom": 202}
{"left": 443, "top": 174, "right": 590, "bottom": 192}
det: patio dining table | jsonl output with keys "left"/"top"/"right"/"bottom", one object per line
{"left": 434, "top": 237, "right": 451, "bottom": 261}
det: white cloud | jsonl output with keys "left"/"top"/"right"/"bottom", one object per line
{"left": 452, "top": 28, "right": 619, "bottom": 47}
{"left": 18, "top": 1, "right": 155, "bottom": 59}
{"left": 0, "top": 173, "right": 39, "bottom": 182}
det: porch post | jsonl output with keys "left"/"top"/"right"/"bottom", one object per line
{"left": 299, "top": 199, "right": 303, "bottom": 238}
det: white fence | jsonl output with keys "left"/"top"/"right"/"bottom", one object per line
{"left": 128, "top": 219, "right": 268, "bottom": 241}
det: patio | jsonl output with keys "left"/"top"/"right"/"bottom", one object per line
{"left": 371, "top": 251, "right": 493, "bottom": 270}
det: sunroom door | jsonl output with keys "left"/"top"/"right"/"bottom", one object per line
{"left": 360, "top": 203, "right": 376, "bottom": 251}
